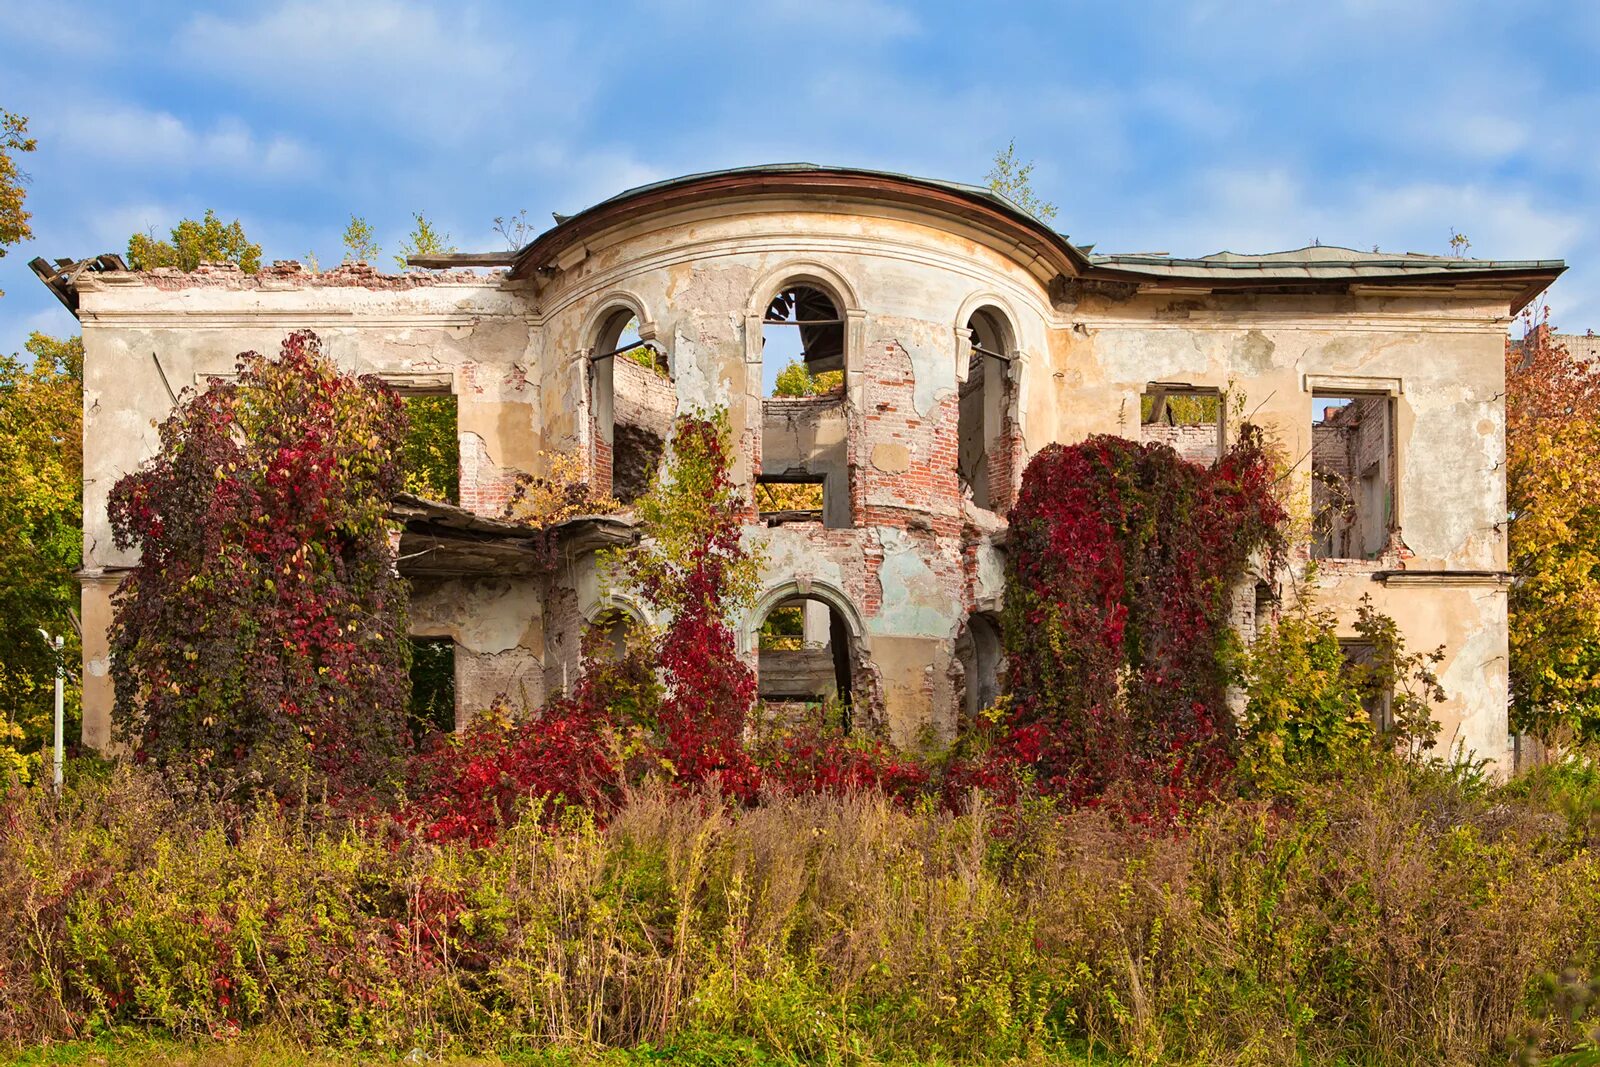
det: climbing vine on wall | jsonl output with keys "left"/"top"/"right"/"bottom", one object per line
{"left": 107, "top": 331, "right": 412, "bottom": 799}
{"left": 605, "top": 408, "right": 763, "bottom": 796}
{"left": 413, "top": 409, "right": 763, "bottom": 838}
{"left": 998, "top": 427, "right": 1286, "bottom": 813}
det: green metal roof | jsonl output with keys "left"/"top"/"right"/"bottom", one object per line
{"left": 545, "top": 161, "right": 1059, "bottom": 239}
{"left": 1089, "top": 244, "right": 1566, "bottom": 281}
{"left": 535, "top": 165, "right": 1562, "bottom": 285}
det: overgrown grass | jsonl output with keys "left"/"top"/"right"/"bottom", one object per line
{"left": 6, "top": 1030, "right": 1112, "bottom": 1065}
{"left": 2, "top": 760, "right": 1598, "bottom": 1065}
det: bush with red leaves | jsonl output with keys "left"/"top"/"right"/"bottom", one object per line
{"left": 998, "top": 427, "right": 1285, "bottom": 816}
{"left": 607, "top": 410, "right": 762, "bottom": 798}
{"left": 107, "top": 331, "right": 411, "bottom": 799}
{"left": 755, "top": 727, "right": 931, "bottom": 803}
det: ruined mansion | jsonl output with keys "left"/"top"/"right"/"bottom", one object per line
{"left": 36, "top": 165, "right": 1564, "bottom": 769}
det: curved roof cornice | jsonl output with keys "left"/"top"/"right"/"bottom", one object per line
{"left": 394, "top": 163, "right": 1564, "bottom": 314}
{"left": 504, "top": 163, "right": 1095, "bottom": 281}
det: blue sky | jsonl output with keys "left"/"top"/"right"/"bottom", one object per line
{"left": 3, "top": 1, "right": 1597, "bottom": 349}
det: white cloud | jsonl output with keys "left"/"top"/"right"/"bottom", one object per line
{"left": 486, "top": 142, "right": 667, "bottom": 217}
{"left": 0, "top": 5, "right": 116, "bottom": 58}
{"left": 177, "top": 0, "right": 586, "bottom": 141}
{"left": 1111, "top": 166, "right": 1585, "bottom": 264}
{"left": 47, "top": 104, "right": 315, "bottom": 177}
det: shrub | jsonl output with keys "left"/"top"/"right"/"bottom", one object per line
{"left": 603, "top": 409, "right": 761, "bottom": 797}
{"left": 5, "top": 762, "right": 1600, "bottom": 1063}
{"left": 1000, "top": 428, "right": 1286, "bottom": 815}
{"left": 1234, "top": 590, "right": 1375, "bottom": 794}
{"left": 404, "top": 624, "right": 656, "bottom": 846}
{"left": 106, "top": 331, "right": 411, "bottom": 801}
{"left": 753, "top": 725, "right": 930, "bottom": 802}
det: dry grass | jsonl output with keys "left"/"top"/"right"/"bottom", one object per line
{"left": 2, "top": 763, "right": 1598, "bottom": 1065}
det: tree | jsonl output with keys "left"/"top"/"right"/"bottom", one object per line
{"left": 1506, "top": 313, "right": 1600, "bottom": 741}
{"left": 0, "top": 333, "right": 82, "bottom": 779}
{"left": 341, "top": 215, "right": 380, "bottom": 263}
{"left": 0, "top": 110, "right": 36, "bottom": 297}
{"left": 126, "top": 210, "right": 262, "bottom": 273}
{"left": 395, "top": 213, "right": 455, "bottom": 269}
{"left": 772, "top": 360, "right": 843, "bottom": 397}
{"left": 986, "top": 140, "right": 1057, "bottom": 223}
{"left": 107, "top": 331, "right": 412, "bottom": 799}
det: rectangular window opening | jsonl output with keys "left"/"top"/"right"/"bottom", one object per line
{"left": 408, "top": 636, "right": 457, "bottom": 739}
{"left": 1340, "top": 639, "right": 1393, "bottom": 733}
{"left": 1311, "top": 393, "right": 1396, "bottom": 560}
{"left": 1140, "top": 384, "right": 1224, "bottom": 464}
{"left": 756, "top": 475, "right": 826, "bottom": 526}
{"left": 401, "top": 394, "right": 460, "bottom": 505}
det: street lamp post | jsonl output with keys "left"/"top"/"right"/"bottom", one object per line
{"left": 37, "top": 630, "right": 63, "bottom": 792}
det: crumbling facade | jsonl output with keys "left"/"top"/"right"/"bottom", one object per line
{"left": 42, "top": 165, "right": 1563, "bottom": 769}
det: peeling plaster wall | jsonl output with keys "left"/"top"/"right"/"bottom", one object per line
{"left": 72, "top": 200, "right": 1518, "bottom": 771}
{"left": 410, "top": 575, "right": 546, "bottom": 726}
{"left": 74, "top": 269, "right": 535, "bottom": 744}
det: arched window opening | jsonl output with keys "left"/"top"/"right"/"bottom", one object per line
{"left": 954, "top": 613, "right": 1004, "bottom": 721}
{"left": 591, "top": 307, "right": 671, "bottom": 505}
{"left": 958, "top": 308, "right": 1015, "bottom": 512}
{"left": 588, "top": 607, "right": 641, "bottom": 663}
{"left": 762, "top": 284, "right": 845, "bottom": 398}
{"left": 759, "top": 281, "right": 851, "bottom": 528}
{"left": 757, "top": 595, "right": 857, "bottom": 730}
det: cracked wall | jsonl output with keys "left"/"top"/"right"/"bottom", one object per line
{"left": 71, "top": 200, "right": 1520, "bottom": 770}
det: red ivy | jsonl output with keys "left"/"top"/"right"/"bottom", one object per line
{"left": 998, "top": 428, "right": 1284, "bottom": 818}
{"left": 756, "top": 726, "right": 931, "bottom": 803}
{"left": 107, "top": 331, "right": 411, "bottom": 799}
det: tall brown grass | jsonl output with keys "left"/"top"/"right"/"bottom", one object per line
{"left": 2, "top": 762, "right": 1598, "bottom": 1065}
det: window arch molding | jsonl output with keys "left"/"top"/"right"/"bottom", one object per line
{"left": 581, "top": 591, "right": 657, "bottom": 632}
{"left": 743, "top": 261, "right": 865, "bottom": 395}
{"left": 952, "top": 292, "right": 1023, "bottom": 383}
{"left": 738, "top": 578, "right": 866, "bottom": 657}
{"left": 581, "top": 290, "right": 659, "bottom": 361}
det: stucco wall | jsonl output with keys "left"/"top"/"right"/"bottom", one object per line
{"left": 70, "top": 197, "right": 1519, "bottom": 768}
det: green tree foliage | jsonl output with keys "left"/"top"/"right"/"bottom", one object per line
{"left": 0, "top": 110, "right": 35, "bottom": 296}
{"left": 772, "top": 359, "right": 843, "bottom": 397}
{"left": 1237, "top": 587, "right": 1448, "bottom": 796}
{"left": 395, "top": 212, "right": 456, "bottom": 269}
{"left": 985, "top": 139, "right": 1057, "bottom": 222}
{"left": 340, "top": 215, "right": 381, "bottom": 263}
{"left": 407, "top": 637, "right": 456, "bottom": 739}
{"left": 1236, "top": 596, "right": 1374, "bottom": 794}
{"left": 401, "top": 395, "right": 459, "bottom": 502}
{"left": 1507, "top": 314, "right": 1600, "bottom": 741}
{"left": 126, "top": 210, "right": 262, "bottom": 273}
{"left": 106, "top": 332, "right": 411, "bottom": 799}
{"left": 0, "top": 333, "right": 82, "bottom": 779}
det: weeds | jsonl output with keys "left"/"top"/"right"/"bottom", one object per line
{"left": 4, "top": 759, "right": 1600, "bottom": 1065}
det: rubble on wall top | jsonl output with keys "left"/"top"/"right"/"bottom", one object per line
{"left": 133, "top": 259, "right": 505, "bottom": 291}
